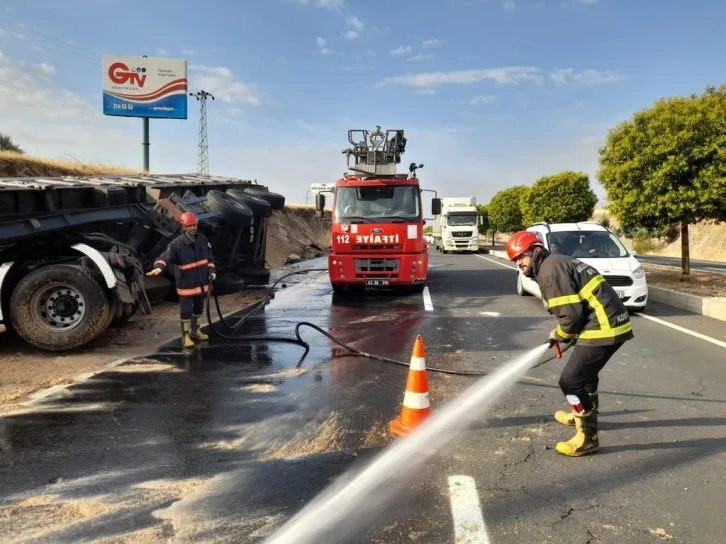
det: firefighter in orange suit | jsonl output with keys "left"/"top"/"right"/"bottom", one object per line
{"left": 147, "top": 212, "right": 216, "bottom": 348}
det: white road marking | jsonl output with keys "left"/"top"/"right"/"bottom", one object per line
{"left": 475, "top": 254, "right": 516, "bottom": 270}
{"left": 479, "top": 311, "right": 501, "bottom": 317}
{"left": 474, "top": 254, "right": 726, "bottom": 350}
{"left": 636, "top": 313, "right": 726, "bottom": 349}
{"left": 423, "top": 286, "right": 434, "bottom": 311}
{"left": 448, "top": 475, "right": 491, "bottom": 544}
{"left": 705, "top": 267, "right": 726, "bottom": 272}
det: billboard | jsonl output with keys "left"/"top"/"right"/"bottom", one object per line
{"left": 102, "top": 55, "right": 188, "bottom": 119}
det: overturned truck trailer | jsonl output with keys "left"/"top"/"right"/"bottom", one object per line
{"left": 0, "top": 173, "right": 285, "bottom": 351}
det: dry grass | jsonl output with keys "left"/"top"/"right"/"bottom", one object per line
{"left": 0, "top": 150, "right": 140, "bottom": 178}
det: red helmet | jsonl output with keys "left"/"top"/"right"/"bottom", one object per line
{"left": 179, "top": 211, "right": 198, "bottom": 227}
{"left": 506, "top": 231, "right": 543, "bottom": 261}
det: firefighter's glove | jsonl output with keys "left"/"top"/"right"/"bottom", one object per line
{"left": 146, "top": 268, "right": 163, "bottom": 276}
{"left": 549, "top": 328, "right": 557, "bottom": 341}
{"left": 210, "top": 272, "right": 217, "bottom": 282}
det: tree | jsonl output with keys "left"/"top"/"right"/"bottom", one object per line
{"left": 476, "top": 204, "right": 489, "bottom": 235}
{"left": 598, "top": 84, "right": 726, "bottom": 275}
{"left": 0, "top": 132, "right": 24, "bottom": 154}
{"left": 521, "top": 171, "right": 598, "bottom": 225}
{"left": 488, "top": 185, "right": 529, "bottom": 234}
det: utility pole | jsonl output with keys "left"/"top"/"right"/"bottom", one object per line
{"left": 189, "top": 90, "right": 215, "bottom": 175}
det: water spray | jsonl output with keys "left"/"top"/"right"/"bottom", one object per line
{"left": 263, "top": 343, "right": 552, "bottom": 544}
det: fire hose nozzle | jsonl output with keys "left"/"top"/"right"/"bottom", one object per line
{"left": 547, "top": 339, "right": 562, "bottom": 358}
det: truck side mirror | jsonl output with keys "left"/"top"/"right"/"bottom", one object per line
{"left": 315, "top": 193, "right": 325, "bottom": 218}
{"left": 431, "top": 198, "right": 441, "bottom": 216}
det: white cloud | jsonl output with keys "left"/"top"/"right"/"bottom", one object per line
{"left": 37, "top": 62, "right": 55, "bottom": 75}
{"left": 502, "top": 0, "right": 516, "bottom": 11}
{"left": 550, "top": 68, "right": 623, "bottom": 86}
{"left": 182, "top": 49, "right": 196, "bottom": 56}
{"left": 188, "top": 65, "right": 265, "bottom": 105}
{"left": 156, "top": 48, "right": 168, "bottom": 56}
{"left": 375, "top": 66, "right": 542, "bottom": 89}
{"left": 390, "top": 45, "right": 412, "bottom": 56}
{"left": 469, "top": 94, "right": 497, "bottom": 105}
{"left": 343, "top": 16, "right": 364, "bottom": 40}
{"left": 422, "top": 39, "right": 442, "bottom": 48}
{"left": 407, "top": 54, "right": 433, "bottom": 61}
{"left": 315, "top": 36, "right": 331, "bottom": 54}
{"left": 292, "top": 0, "right": 344, "bottom": 9}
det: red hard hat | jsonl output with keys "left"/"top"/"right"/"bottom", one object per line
{"left": 506, "top": 231, "right": 543, "bottom": 261}
{"left": 179, "top": 211, "right": 198, "bottom": 227}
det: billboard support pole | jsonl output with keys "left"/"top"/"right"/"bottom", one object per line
{"left": 142, "top": 117, "right": 150, "bottom": 172}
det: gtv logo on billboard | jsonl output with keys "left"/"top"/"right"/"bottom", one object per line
{"left": 108, "top": 62, "right": 147, "bottom": 87}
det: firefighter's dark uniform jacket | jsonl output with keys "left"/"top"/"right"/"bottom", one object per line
{"left": 154, "top": 233, "right": 215, "bottom": 297}
{"left": 532, "top": 252, "right": 634, "bottom": 346}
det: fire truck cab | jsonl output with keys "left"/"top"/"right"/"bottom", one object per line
{"left": 315, "top": 126, "right": 441, "bottom": 294}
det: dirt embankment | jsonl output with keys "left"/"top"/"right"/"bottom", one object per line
{"left": 0, "top": 152, "right": 331, "bottom": 413}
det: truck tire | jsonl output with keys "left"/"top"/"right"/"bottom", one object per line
{"left": 242, "top": 186, "right": 285, "bottom": 210}
{"left": 10, "top": 264, "right": 113, "bottom": 351}
{"left": 226, "top": 189, "right": 272, "bottom": 218}
{"left": 206, "top": 189, "right": 254, "bottom": 228}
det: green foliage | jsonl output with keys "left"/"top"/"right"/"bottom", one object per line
{"left": 476, "top": 204, "right": 489, "bottom": 235}
{"left": 0, "top": 132, "right": 24, "bottom": 154}
{"left": 597, "top": 85, "right": 726, "bottom": 272}
{"left": 487, "top": 185, "right": 529, "bottom": 233}
{"left": 632, "top": 236, "right": 658, "bottom": 255}
{"left": 521, "top": 171, "right": 598, "bottom": 225}
{"left": 423, "top": 226, "right": 433, "bottom": 233}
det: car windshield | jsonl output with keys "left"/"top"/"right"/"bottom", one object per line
{"left": 547, "top": 231, "right": 629, "bottom": 258}
{"left": 334, "top": 186, "right": 420, "bottom": 221}
{"left": 447, "top": 214, "right": 477, "bottom": 227}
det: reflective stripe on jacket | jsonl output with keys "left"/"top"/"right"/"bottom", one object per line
{"left": 535, "top": 253, "right": 634, "bottom": 346}
{"left": 154, "top": 233, "right": 215, "bottom": 297}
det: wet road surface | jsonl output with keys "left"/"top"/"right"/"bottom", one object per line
{"left": 1, "top": 255, "right": 726, "bottom": 543}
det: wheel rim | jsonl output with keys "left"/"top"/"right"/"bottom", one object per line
{"left": 31, "top": 282, "right": 87, "bottom": 332}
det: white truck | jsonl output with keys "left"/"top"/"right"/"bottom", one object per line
{"left": 431, "top": 197, "right": 480, "bottom": 253}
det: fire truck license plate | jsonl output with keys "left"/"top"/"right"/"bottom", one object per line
{"left": 366, "top": 279, "right": 389, "bottom": 286}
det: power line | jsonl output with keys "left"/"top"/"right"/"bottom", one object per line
{"left": 189, "top": 90, "right": 215, "bottom": 175}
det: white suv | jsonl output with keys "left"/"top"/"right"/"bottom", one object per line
{"left": 516, "top": 221, "right": 648, "bottom": 311}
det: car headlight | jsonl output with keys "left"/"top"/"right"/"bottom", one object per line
{"left": 632, "top": 266, "right": 645, "bottom": 279}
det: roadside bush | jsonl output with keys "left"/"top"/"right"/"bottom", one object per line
{"left": 632, "top": 236, "right": 658, "bottom": 255}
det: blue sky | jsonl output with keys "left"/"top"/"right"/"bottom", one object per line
{"left": 1, "top": 0, "right": 725, "bottom": 209}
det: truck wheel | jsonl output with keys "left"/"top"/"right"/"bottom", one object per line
{"left": 410, "top": 283, "right": 425, "bottom": 293}
{"left": 10, "top": 264, "right": 113, "bottom": 351}
{"left": 206, "top": 189, "right": 254, "bottom": 228}
{"left": 226, "top": 189, "right": 272, "bottom": 218}
{"left": 331, "top": 283, "right": 346, "bottom": 295}
{"left": 242, "top": 186, "right": 285, "bottom": 210}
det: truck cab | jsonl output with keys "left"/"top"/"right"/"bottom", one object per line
{"left": 432, "top": 197, "right": 480, "bottom": 253}
{"left": 316, "top": 126, "right": 439, "bottom": 294}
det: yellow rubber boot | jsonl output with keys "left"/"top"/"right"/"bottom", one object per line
{"left": 191, "top": 315, "right": 209, "bottom": 341}
{"left": 555, "top": 393, "right": 598, "bottom": 426}
{"left": 180, "top": 319, "right": 195, "bottom": 349}
{"left": 555, "top": 410, "right": 599, "bottom": 457}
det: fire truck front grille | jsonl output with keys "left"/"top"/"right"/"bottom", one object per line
{"left": 354, "top": 258, "right": 399, "bottom": 272}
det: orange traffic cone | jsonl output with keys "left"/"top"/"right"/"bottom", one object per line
{"left": 390, "top": 335, "right": 431, "bottom": 436}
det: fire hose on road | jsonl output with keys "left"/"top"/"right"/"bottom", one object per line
{"left": 203, "top": 269, "right": 574, "bottom": 375}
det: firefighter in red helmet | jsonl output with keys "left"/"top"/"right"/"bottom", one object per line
{"left": 506, "top": 230, "right": 634, "bottom": 456}
{"left": 147, "top": 211, "right": 216, "bottom": 348}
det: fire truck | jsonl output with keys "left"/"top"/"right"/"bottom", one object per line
{"left": 315, "top": 126, "right": 441, "bottom": 294}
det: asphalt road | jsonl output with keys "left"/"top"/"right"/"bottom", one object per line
{"left": 633, "top": 254, "right": 726, "bottom": 274}
{"left": 1, "top": 254, "right": 726, "bottom": 543}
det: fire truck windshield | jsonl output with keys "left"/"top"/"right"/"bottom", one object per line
{"left": 335, "top": 186, "right": 420, "bottom": 222}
